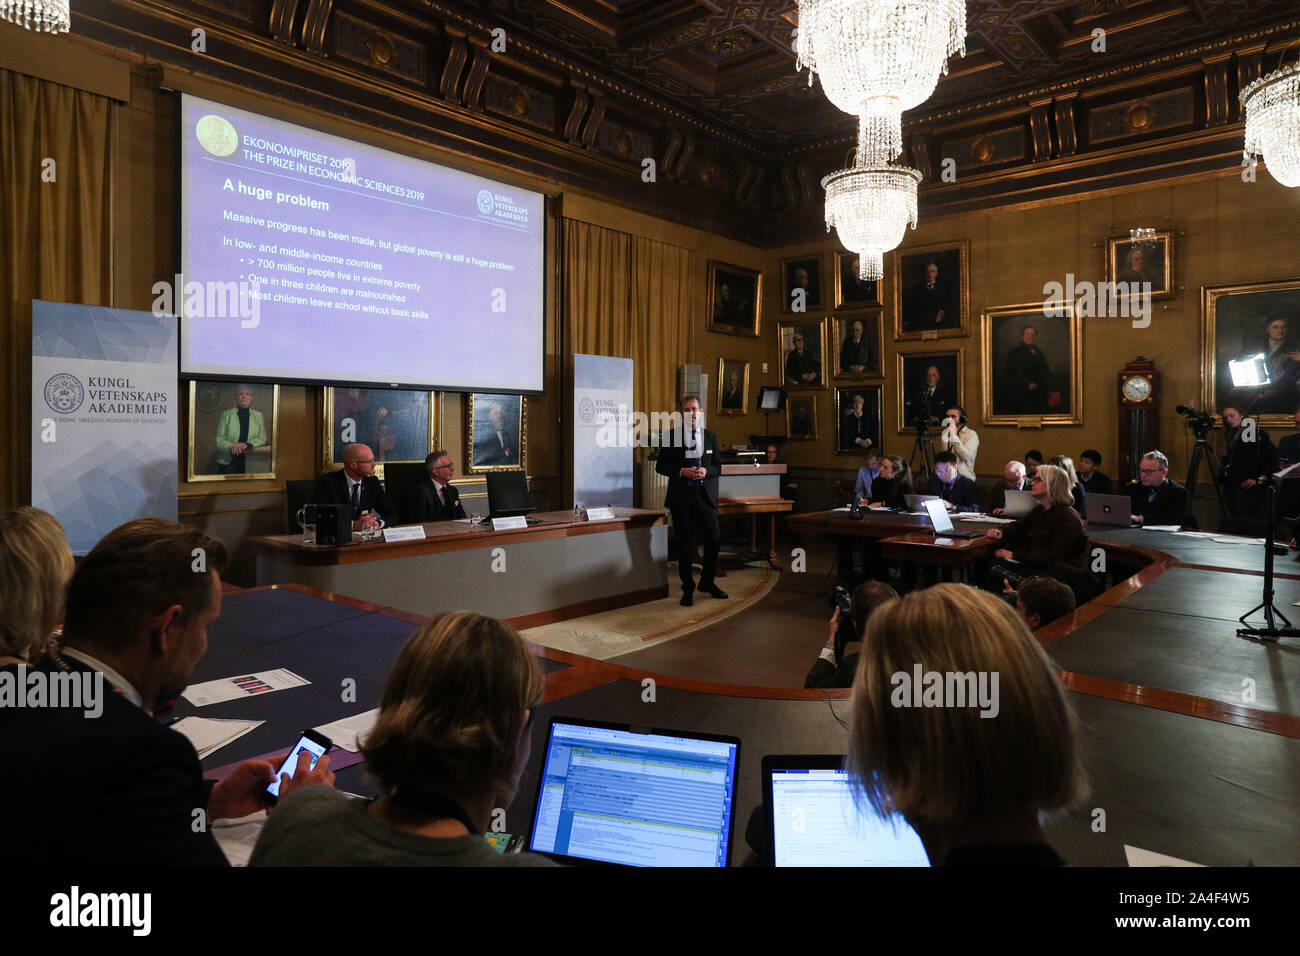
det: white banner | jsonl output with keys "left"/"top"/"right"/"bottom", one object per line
{"left": 31, "top": 301, "right": 179, "bottom": 554}
{"left": 573, "top": 353, "right": 634, "bottom": 508}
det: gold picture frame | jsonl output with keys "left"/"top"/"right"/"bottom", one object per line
{"left": 777, "top": 317, "right": 828, "bottom": 390}
{"left": 896, "top": 349, "right": 966, "bottom": 433}
{"left": 835, "top": 385, "right": 882, "bottom": 456}
{"left": 716, "top": 358, "right": 750, "bottom": 416}
{"left": 1106, "top": 231, "right": 1174, "bottom": 300}
{"left": 892, "top": 239, "right": 970, "bottom": 341}
{"left": 834, "top": 250, "right": 883, "bottom": 309}
{"left": 186, "top": 381, "right": 279, "bottom": 482}
{"left": 706, "top": 259, "right": 763, "bottom": 337}
{"left": 786, "top": 394, "right": 818, "bottom": 441}
{"left": 780, "top": 253, "right": 825, "bottom": 314}
{"left": 831, "top": 312, "right": 885, "bottom": 380}
{"left": 1202, "top": 276, "right": 1300, "bottom": 426}
{"left": 981, "top": 301, "right": 1083, "bottom": 426}
{"left": 322, "top": 387, "right": 441, "bottom": 481}
{"left": 465, "top": 392, "right": 528, "bottom": 473}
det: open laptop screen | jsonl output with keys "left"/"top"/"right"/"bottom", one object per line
{"left": 765, "top": 757, "right": 930, "bottom": 867}
{"left": 923, "top": 497, "right": 955, "bottom": 533}
{"left": 529, "top": 718, "right": 740, "bottom": 866}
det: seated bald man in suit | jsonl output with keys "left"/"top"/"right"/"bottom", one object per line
{"left": 311, "top": 443, "right": 398, "bottom": 531}
{"left": 404, "top": 449, "right": 468, "bottom": 523}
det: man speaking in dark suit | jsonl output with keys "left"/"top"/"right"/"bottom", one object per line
{"left": 656, "top": 395, "right": 728, "bottom": 606}
{"left": 404, "top": 449, "right": 468, "bottom": 523}
{"left": 0, "top": 519, "right": 335, "bottom": 866}
{"left": 311, "top": 442, "right": 399, "bottom": 531}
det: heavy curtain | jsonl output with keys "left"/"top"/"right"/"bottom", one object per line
{"left": 562, "top": 218, "right": 693, "bottom": 419}
{"left": 0, "top": 68, "right": 113, "bottom": 507}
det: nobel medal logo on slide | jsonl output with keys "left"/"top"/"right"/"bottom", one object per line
{"left": 195, "top": 114, "right": 239, "bottom": 157}
{"left": 44, "top": 373, "right": 84, "bottom": 414}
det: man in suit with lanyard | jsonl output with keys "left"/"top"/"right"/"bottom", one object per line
{"left": 404, "top": 449, "right": 468, "bottom": 522}
{"left": 311, "top": 443, "right": 399, "bottom": 531}
{"left": 656, "top": 395, "right": 728, "bottom": 607}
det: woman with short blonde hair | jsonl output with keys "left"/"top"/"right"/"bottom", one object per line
{"left": 1035, "top": 463, "right": 1074, "bottom": 509}
{"left": 0, "top": 507, "right": 74, "bottom": 664}
{"left": 983, "top": 464, "right": 1088, "bottom": 590}
{"left": 848, "top": 583, "right": 1087, "bottom": 864}
{"left": 251, "top": 611, "right": 555, "bottom": 866}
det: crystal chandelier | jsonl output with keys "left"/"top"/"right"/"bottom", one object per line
{"left": 1128, "top": 227, "right": 1158, "bottom": 251}
{"left": 1241, "top": 58, "right": 1300, "bottom": 188}
{"left": 822, "top": 148, "right": 921, "bottom": 281}
{"left": 0, "top": 0, "right": 69, "bottom": 32}
{"left": 796, "top": 0, "right": 965, "bottom": 163}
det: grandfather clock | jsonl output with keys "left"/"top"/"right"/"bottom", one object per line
{"left": 1118, "top": 357, "right": 1160, "bottom": 485}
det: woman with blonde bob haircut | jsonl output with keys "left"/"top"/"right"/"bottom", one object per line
{"left": 0, "top": 507, "right": 74, "bottom": 665}
{"left": 983, "top": 463, "right": 1087, "bottom": 591}
{"left": 251, "top": 611, "right": 555, "bottom": 866}
{"left": 848, "top": 584, "right": 1088, "bottom": 865}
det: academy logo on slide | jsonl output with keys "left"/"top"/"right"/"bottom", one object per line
{"left": 477, "top": 188, "right": 495, "bottom": 215}
{"left": 578, "top": 398, "right": 596, "bottom": 424}
{"left": 475, "top": 188, "right": 531, "bottom": 226}
{"left": 44, "top": 373, "right": 84, "bottom": 414}
{"left": 195, "top": 113, "right": 239, "bottom": 157}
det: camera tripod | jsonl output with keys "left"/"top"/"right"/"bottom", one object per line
{"left": 1184, "top": 432, "right": 1227, "bottom": 526}
{"left": 910, "top": 423, "right": 936, "bottom": 480}
{"left": 1237, "top": 483, "right": 1300, "bottom": 641}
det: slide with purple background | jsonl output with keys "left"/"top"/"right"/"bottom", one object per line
{"left": 180, "top": 93, "right": 544, "bottom": 392}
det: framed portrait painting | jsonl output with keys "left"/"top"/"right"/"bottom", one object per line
{"left": 834, "top": 251, "right": 883, "bottom": 309}
{"left": 786, "top": 394, "right": 818, "bottom": 441}
{"left": 323, "top": 387, "right": 440, "bottom": 479}
{"left": 187, "top": 381, "right": 279, "bottom": 481}
{"left": 832, "top": 313, "right": 884, "bottom": 379}
{"left": 707, "top": 260, "right": 762, "bottom": 337}
{"left": 781, "top": 254, "right": 824, "bottom": 313}
{"left": 716, "top": 358, "right": 750, "bottom": 416}
{"left": 777, "top": 317, "right": 827, "bottom": 389}
{"left": 466, "top": 392, "right": 527, "bottom": 472}
{"left": 1203, "top": 277, "right": 1300, "bottom": 424}
{"left": 1107, "top": 232, "right": 1174, "bottom": 300}
{"left": 896, "top": 350, "right": 965, "bottom": 432}
{"left": 835, "top": 385, "right": 882, "bottom": 456}
{"left": 893, "top": 240, "right": 970, "bottom": 341}
{"left": 981, "top": 302, "right": 1082, "bottom": 426}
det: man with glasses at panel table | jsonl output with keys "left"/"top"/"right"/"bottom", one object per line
{"left": 311, "top": 443, "right": 399, "bottom": 532}
{"left": 1126, "top": 450, "right": 1189, "bottom": 527}
{"left": 405, "top": 449, "right": 468, "bottom": 523}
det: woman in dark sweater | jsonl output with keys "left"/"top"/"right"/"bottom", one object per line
{"left": 847, "top": 584, "right": 1087, "bottom": 866}
{"left": 865, "top": 454, "right": 913, "bottom": 510}
{"left": 985, "top": 464, "right": 1087, "bottom": 576}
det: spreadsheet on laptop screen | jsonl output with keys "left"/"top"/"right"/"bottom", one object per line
{"left": 770, "top": 768, "right": 930, "bottom": 867}
{"left": 529, "top": 721, "right": 738, "bottom": 866}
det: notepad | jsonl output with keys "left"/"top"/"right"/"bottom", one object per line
{"left": 171, "top": 716, "right": 264, "bottom": 759}
{"left": 313, "top": 708, "right": 379, "bottom": 752}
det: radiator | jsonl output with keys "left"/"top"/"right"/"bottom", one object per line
{"left": 641, "top": 458, "right": 669, "bottom": 511}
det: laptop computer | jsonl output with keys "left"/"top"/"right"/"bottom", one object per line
{"left": 923, "top": 498, "right": 986, "bottom": 538}
{"left": 763, "top": 755, "right": 930, "bottom": 867}
{"left": 1002, "top": 488, "right": 1037, "bottom": 518}
{"left": 528, "top": 717, "right": 740, "bottom": 867}
{"left": 904, "top": 493, "right": 941, "bottom": 512}
{"left": 1088, "top": 492, "right": 1133, "bottom": 527}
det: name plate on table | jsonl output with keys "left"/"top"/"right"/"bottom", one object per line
{"left": 382, "top": 525, "right": 427, "bottom": 543}
{"left": 586, "top": 506, "right": 616, "bottom": 520}
{"left": 492, "top": 516, "right": 528, "bottom": 531}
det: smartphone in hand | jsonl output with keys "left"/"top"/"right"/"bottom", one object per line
{"left": 265, "top": 730, "right": 333, "bottom": 805}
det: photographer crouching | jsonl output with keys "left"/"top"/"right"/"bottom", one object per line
{"left": 804, "top": 581, "right": 899, "bottom": 689}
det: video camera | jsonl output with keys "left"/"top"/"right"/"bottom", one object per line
{"left": 1175, "top": 404, "right": 1214, "bottom": 439}
{"left": 828, "top": 585, "right": 855, "bottom": 658}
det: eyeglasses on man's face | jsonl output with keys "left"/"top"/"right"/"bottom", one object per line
{"left": 1139, "top": 466, "right": 1163, "bottom": 475}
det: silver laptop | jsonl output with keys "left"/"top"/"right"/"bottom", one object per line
{"left": 923, "top": 498, "right": 986, "bottom": 538}
{"left": 904, "top": 494, "right": 941, "bottom": 512}
{"left": 1088, "top": 492, "right": 1133, "bottom": 527}
{"left": 1003, "top": 489, "right": 1037, "bottom": 517}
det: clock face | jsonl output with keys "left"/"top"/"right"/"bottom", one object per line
{"left": 1123, "top": 375, "right": 1152, "bottom": 402}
